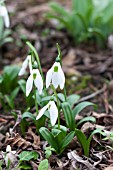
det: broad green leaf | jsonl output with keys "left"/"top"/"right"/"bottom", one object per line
{"left": 73, "top": 102, "right": 94, "bottom": 118}
{"left": 75, "top": 129, "right": 90, "bottom": 157}
{"left": 4, "top": 95, "right": 14, "bottom": 109}
{"left": 67, "top": 94, "right": 80, "bottom": 107}
{"left": 19, "top": 164, "right": 32, "bottom": 169}
{"left": 62, "top": 102, "right": 75, "bottom": 130}
{"left": 59, "top": 131, "right": 75, "bottom": 153}
{"left": 52, "top": 129, "right": 62, "bottom": 138}
{"left": 18, "top": 151, "right": 38, "bottom": 161}
{"left": 18, "top": 79, "right": 26, "bottom": 94}
{"left": 77, "top": 116, "right": 96, "bottom": 126}
{"left": 58, "top": 93, "right": 65, "bottom": 102}
{"left": 39, "top": 127, "right": 59, "bottom": 153}
{"left": 22, "top": 112, "right": 36, "bottom": 122}
{"left": 38, "top": 159, "right": 49, "bottom": 170}
{"left": 11, "top": 87, "right": 20, "bottom": 100}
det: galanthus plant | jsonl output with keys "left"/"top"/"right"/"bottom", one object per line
{"left": 0, "top": 1, "right": 10, "bottom": 28}
{"left": 19, "top": 42, "right": 97, "bottom": 156}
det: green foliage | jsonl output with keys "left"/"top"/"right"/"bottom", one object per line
{"left": 39, "top": 127, "right": 74, "bottom": 154}
{"left": 0, "top": 17, "right": 13, "bottom": 48}
{"left": 18, "top": 151, "right": 38, "bottom": 169}
{"left": 18, "top": 151, "right": 38, "bottom": 161}
{"left": 47, "top": 0, "right": 113, "bottom": 46}
{"left": 38, "top": 159, "right": 49, "bottom": 170}
{"left": 75, "top": 128, "right": 102, "bottom": 157}
{"left": 45, "top": 146, "right": 54, "bottom": 158}
{"left": 62, "top": 101, "right": 95, "bottom": 130}
{"left": 0, "top": 65, "right": 20, "bottom": 109}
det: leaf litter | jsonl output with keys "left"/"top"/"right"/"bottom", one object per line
{"left": 1, "top": 0, "right": 113, "bottom": 169}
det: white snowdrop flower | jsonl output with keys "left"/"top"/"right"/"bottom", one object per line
{"left": 26, "top": 69, "right": 43, "bottom": 96}
{"left": 18, "top": 55, "right": 32, "bottom": 76}
{"left": 46, "top": 62, "right": 65, "bottom": 90}
{"left": 36, "top": 100, "right": 58, "bottom": 126}
{"left": 0, "top": 5, "right": 10, "bottom": 27}
{"left": 108, "top": 34, "right": 113, "bottom": 50}
{"left": 6, "top": 145, "right": 11, "bottom": 152}
{"left": 6, "top": 145, "right": 16, "bottom": 154}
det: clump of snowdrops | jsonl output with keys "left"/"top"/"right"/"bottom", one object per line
{"left": 0, "top": 0, "right": 13, "bottom": 48}
{"left": 18, "top": 41, "right": 99, "bottom": 156}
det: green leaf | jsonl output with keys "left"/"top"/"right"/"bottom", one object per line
{"left": 11, "top": 87, "right": 20, "bottom": 100}
{"left": 58, "top": 93, "right": 65, "bottom": 102}
{"left": 19, "top": 164, "right": 32, "bottom": 169}
{"left": 59, "top": 131, "right": 75, "bottom": 153}
{"left": 52, "top": 129, "right": 62, "bottom": 138}
{"left": 18, "top": 79, "right": 26, "bottom": 94}
{"left": 4, "top": 95, "right": 14, "bottom": 109}
{"left": 77, "top": 116, "right": 96, "bottom": 126}
{"left": 39, "top": 127, "right": 59, "bottom": 153}
{"left": 67, "top": 94, "right": 80, "bottom": 107}
{"left": 73, "top": 102, "right": 94, "bottom": 118}
{"left": 62, "top": 102, "right": 75, "bottom": 130}
{"left": 38, "top": 159, "right": 49, "bottom": 170}
{"left": 75, "top": 129, "right": 90, "bottom": 157}
{"left": 18, "top": 151, "right": 38, "bottom": 161}
{"left": 22, "top": 112, "right": 36, "bottom": 122}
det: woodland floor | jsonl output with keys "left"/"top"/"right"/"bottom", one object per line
{"left": 0, "top": 0, "right": 113, "bottom": 170}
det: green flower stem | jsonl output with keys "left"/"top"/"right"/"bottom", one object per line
{"left": 63, "top": 85, "right": 67, "bottom": 102}
{"left": 34, "top": 87, "right": 39, "bottom": 115}
{"left": 56, "top": 43, "right": 62, "bottom": 65}
{"left": 52, "top": 85, "right": 60, "bottom": 129}
{"left": 26, "top": 41, "right": 47, "bottom": 95}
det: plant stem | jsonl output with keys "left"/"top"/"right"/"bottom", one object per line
{"left": 52, "top": 85, "right": 60, "bottom": 129}
{"left": 34, "top": 87, "right": 38, "bottom": 115}
{"left": 63, "top": 85, "right": 67, "bottom": 102}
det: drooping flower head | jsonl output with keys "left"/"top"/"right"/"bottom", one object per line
{"left": 46, "top": 61, "right": 65, "bottom": 90}
{"left": 0, "top": 5, "right": 10, "bottom": 27}
{"left": 18, "top": 55, "right": 32, "bottom": 76}
{"left": 36, "top": 100, "right": 58, "bottom": 126}
{"left": 26, "top": 69, "right": 43, "bottom": 96}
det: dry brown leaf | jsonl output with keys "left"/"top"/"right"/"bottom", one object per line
{"left": 5, "top": 132, "right": 40, "bottom": 150}
{"left": 104, "top": 167, "right": 113, "bottom": 170}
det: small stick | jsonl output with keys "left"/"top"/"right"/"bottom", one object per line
{"left": 74, "top": 85, "right": 107, "bottom": 105}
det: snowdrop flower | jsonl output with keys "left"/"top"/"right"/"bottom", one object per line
{"left": 108, "top": 34, "right": 113, "bottom": 50}
{"left": 0, "top": 5, "right": 10, "bottom": 27}
{"left": 26, "top": 69, "right": 43, "bottom": 96}
{"left": 18, "top": 55, "right": 32, "bottom": 76}
{"left": 6, "top": 145, "right": 16, "bottom": 154}
{"left": 36, "top": 100, "right": 58, "bottom": 126}
{"left": 46, "top": 62, "right": 65, "bottom": 89}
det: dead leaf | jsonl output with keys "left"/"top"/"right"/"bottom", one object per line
{"left": 68, "top": 150, "right": 97, "bottom": 170}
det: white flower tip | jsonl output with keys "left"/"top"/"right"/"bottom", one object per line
{"left": 6, "top": 145, "right": 11, "bottom": 152}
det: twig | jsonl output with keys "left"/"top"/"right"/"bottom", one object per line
{"left": 74, "top": 85, "right": 107, "bottom": 105}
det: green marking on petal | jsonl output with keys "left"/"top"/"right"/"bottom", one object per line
{"left": 54, "top": 66, "right": 58, "bottom": 72}
{"left": 33, "top": 73, "right": 37, "bottom": 79}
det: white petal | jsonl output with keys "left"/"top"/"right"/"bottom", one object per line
{"left": 6, "top": 145, "right": 11, "bottom": 152}
{"left": 26, "top": 74, "right": 33, "bottom": 96}
{"left": 28, "top": 55, "right": 32, "bottom": 73}
{"left": 46, "top": 68, "right": 53, "bottom": 88}
{"left": 49, "top": 101, "right": 58, "bottom": 126}
{"left": 4, "top": 14, "right": 10, "bottom": 27}
{"left": 33, "top": 69, "right": 43, "bottom": 94}
{"left": 18, "top": 57, "right": 29, "bottom": 76}
{"left": 52, "top": 72, "right": 59, "bottom": 89}
{"left": 36, "top": 104, "right": 48, "bottom": 120}
{"left": 57, "top": 65, "right": 65, "bottom": 89}
{"left": 0, "top": 6, "right": 8, "bottom": 16}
